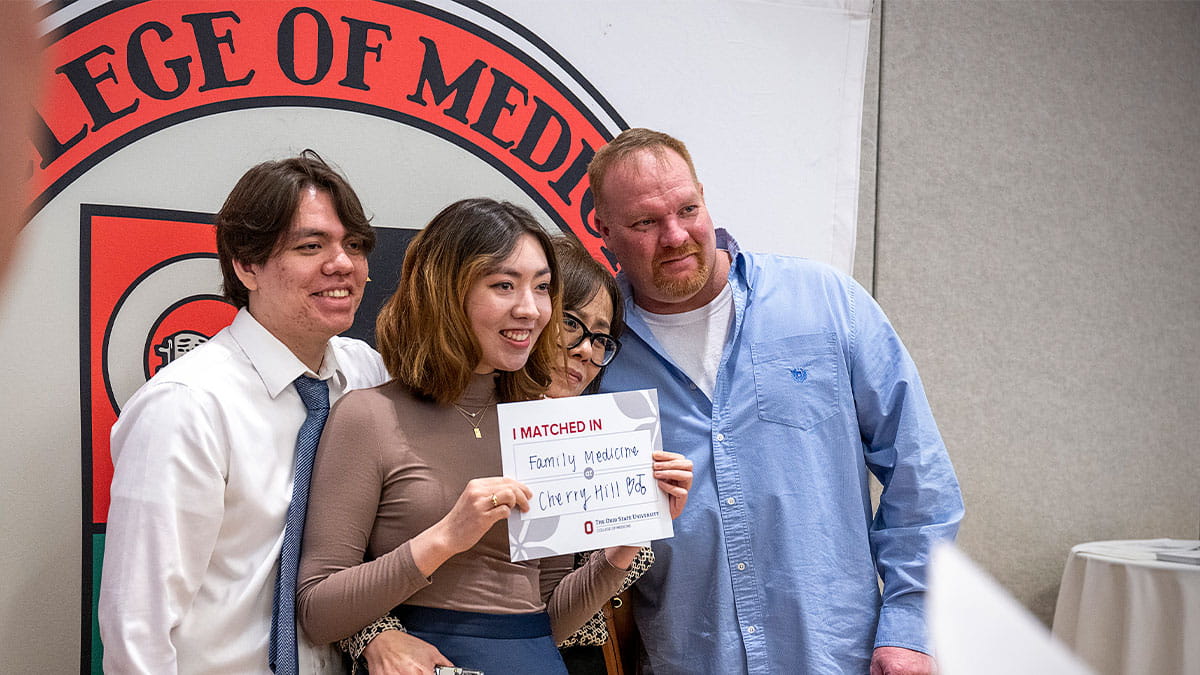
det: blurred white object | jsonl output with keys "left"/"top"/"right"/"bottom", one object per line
{"left": 930, "top": 542, "right": 1094, "bottom": 675}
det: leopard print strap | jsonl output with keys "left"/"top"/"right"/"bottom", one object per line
{"left": 557, "top": 546, "right": 655, "bottom": 647}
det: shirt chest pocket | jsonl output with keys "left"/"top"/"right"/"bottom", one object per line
{"left": 750, "top": 333, "right": 841, "bottom": 430}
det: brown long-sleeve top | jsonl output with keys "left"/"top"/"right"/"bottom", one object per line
{"left": 296, "top": 373, "right": 628, "bottom": 645}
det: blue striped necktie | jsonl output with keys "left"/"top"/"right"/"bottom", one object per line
{"left": 269, "top": 375, "right": 329, "bottom": 674}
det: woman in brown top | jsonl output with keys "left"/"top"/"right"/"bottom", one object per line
{"left": 296, "top": 199, "right": 692, "bottom": 674}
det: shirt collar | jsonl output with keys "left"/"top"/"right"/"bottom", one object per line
{"left": 714, "top": 227, "right": 739, "bottom": 259}
{"left": 227, "top": 308, "right": 347, "bottom": 399}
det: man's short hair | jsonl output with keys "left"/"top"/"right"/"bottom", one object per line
{"left": 215, "top": 150, "right": 375, "bottom": 308}
{"left": 587, "top": 128, "right": 700, "bottom": 217}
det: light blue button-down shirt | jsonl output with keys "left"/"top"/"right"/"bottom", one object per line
{"left": 600, "top": 230, "right": 963, "bottom": 674}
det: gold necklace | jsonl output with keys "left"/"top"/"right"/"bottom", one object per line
{"left": 452, "top": 399, "right": 494, "bottom": 439}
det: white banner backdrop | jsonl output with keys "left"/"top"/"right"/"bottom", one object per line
{"left": 0, "top": 1, "right": 871, "bottom": 672}
{"left": 494, "top": 0, "right": 874, "bottom": 269}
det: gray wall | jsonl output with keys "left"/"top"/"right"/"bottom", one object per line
{"left": 857, "top": 0, "right": 1200, "bottom": 624}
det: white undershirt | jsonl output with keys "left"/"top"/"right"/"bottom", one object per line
{"left": 635, "top": 282, "right": 734, "bottom": 400}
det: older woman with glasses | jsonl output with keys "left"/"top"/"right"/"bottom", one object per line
{"left": 545, "top": 237, "right": 622, "bottom": 397}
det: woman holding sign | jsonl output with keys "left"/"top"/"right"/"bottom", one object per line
{"left": 296, "top": 199, "right": 691, "bottom": 674}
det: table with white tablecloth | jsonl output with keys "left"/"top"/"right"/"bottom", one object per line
{"left": 1052, "top": 539, "right": 1200, "bottom": 675}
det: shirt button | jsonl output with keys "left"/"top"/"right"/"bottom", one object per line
{"left": 716, "top": 433, "right": 726, "bottom": 442}
{"left": 737, "top": 562, "right": 747, "bottom": 571}
{"left": 726, "top": 497, "right": 735, "bottom": 506}
{"left": 747, "top": 625, "right": 757, "bottom": 634}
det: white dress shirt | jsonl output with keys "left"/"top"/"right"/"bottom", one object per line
{"left": 99, "top": 308, "right": 388, "bottom": 674}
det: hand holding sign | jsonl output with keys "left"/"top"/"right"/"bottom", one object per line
{"left": 498, "top": 389, "right": 677, "bottom": 561}
{"left": 602, "top": 449, "right": 693, "bottom": 569}
{"left": 410, "top": 476, "right": 533, "bottom": 576}
{"left": 651, "top": 450, "right": 693, "bottom": 519}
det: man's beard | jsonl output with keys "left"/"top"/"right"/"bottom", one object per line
{"left": 651, "top": 242, "right": 710, "bottom": 299}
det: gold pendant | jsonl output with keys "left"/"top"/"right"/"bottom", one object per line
{"left": 473, "top": 428, "right": 482, "bottom": 439}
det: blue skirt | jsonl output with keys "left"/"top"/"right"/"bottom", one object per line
{"left": 393, "top": 605, "right": 568, "bottom": 674}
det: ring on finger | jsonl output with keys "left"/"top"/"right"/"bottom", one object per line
{"left": 491, "top": 493, "right": 499, "bottom": 508}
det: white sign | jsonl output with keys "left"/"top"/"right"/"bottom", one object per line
{"left": 498, "top": 389, "right": 673, "bottom": 561}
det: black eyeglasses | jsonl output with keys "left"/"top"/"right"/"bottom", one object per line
{"left": 561, "top": 312, "right": 621, "bottom": 367}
